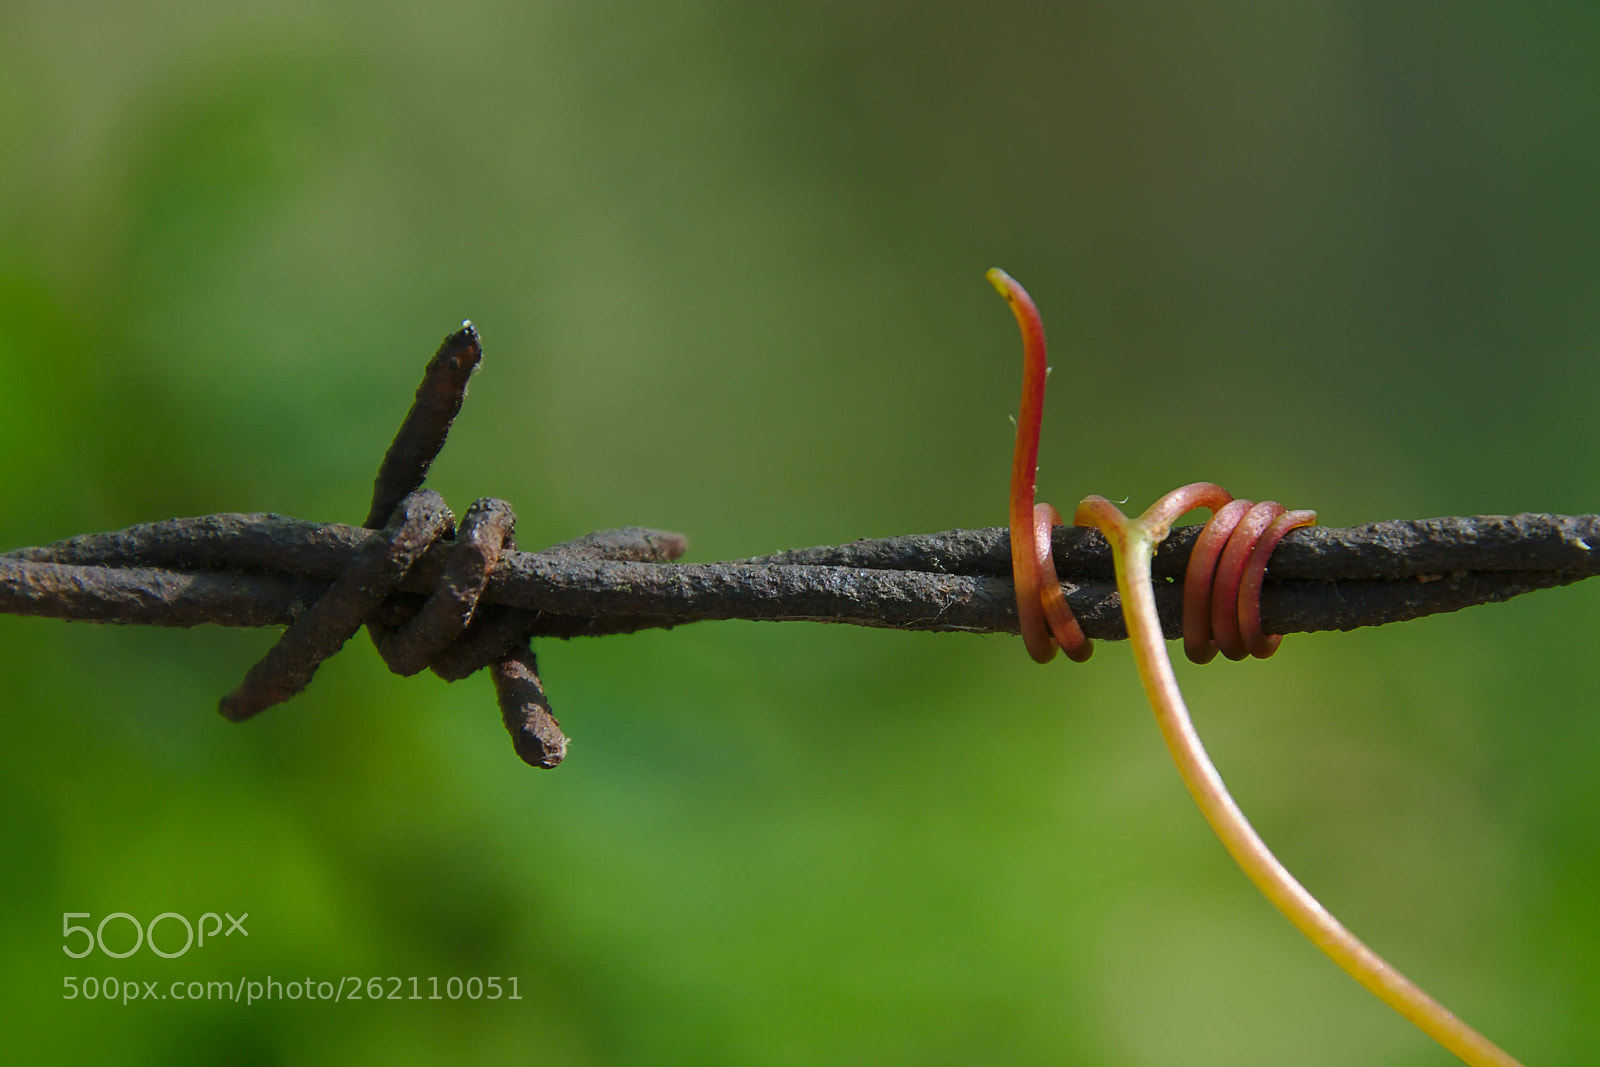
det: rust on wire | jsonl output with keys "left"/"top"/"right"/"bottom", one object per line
{"left": 231, "top": 321, "right": 591, "bottom": 766}
{"left": 365, "top": 323, "right": 484, "bottom": 531}
{"left": 218, "top": 490, "right": 454, "bottom": 723}
{"left": 2, "top": 323, "right": 1599, "bottom": 768}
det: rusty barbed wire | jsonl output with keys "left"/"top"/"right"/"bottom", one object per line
{"left": 2, "top": 324, "right": 1597, "bottom": 768}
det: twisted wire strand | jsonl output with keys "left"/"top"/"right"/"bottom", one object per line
{"left": 217, "top": 490, "right": 455, "bottom": 723}
{"left": 213, "top": 322, "right": 695, "bottom": 770}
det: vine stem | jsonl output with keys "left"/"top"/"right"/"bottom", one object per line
{"left": 1074, "top": 486, "right": 1522, "bottom": 1067}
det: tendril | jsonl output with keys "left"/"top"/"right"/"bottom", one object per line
{"left": 1181, "top": 498, "right": 1319, "bottom": 663}
{"left": 988, "top": 267, "right": 1091, "bottom": 664}
{"left": 990, "top": 269, "right": 1522, "bottom": 1067}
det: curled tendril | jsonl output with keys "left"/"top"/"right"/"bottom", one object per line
{"left": 1181, "top": 498, "right": 1319, "bottom": 663}
{"left": 988, "top": 267, "right": 1091, "bottom": 664}
{"left": 991, "top": 269, "right": 1522, "bottom": 1067}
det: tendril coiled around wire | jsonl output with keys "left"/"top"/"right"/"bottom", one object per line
{"left": 988, "top": 267, "right": 1316, "bottom": 662}
{"left": 989, "top": 268, "right": 1091, "bottom": 663}
{"left": 988, "top": 268, "right": 1522, "bottom": 1067}
{"left": 1181, "top": 496, "right": 1318, "bottom": 663}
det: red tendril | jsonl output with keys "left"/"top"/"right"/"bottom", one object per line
{"left": 1182, "top": 498, "right": 1318, "bottom": 663}
{"left": 988, "top": 268, "right": 1315, "bottom": 661}
{"left": 988, "top": 268, "right": 1091, "bottom": 663}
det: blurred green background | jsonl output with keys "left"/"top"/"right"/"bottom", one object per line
{"left": 2, "top": 3, "right": 1596, "bottom": 1063}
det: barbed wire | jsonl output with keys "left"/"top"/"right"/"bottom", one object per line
{"left": 4, "top": 324, "right": 1595, "bottom": 767}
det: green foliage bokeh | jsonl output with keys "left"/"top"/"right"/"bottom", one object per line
{"left": 2, "top": 3, "right": 1597, "bottom": 1064}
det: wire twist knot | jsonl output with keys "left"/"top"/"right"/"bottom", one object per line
{"left": 215, "top": 323, "right": 687, "bottom": 768}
